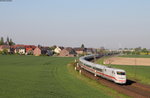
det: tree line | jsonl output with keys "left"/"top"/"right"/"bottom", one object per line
{"left": 120, "top": 47, "right": 150, "bottom": 55}
{"left": 0, "top": 36, "right": 15, "bottom": 46}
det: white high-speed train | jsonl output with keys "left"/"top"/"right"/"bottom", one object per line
{"left": 79, "top": 55, "right": 126, "bottom": 84}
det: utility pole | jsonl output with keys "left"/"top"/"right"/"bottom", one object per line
{"left": 94, "top": 49, "right": 96, "bottom": 63}
{"left": 134, "top": 57, "right": 136, "bottom": 78}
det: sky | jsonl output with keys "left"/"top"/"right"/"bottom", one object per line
{"left": 0, "top": 0, "right": 150, "bottom": 49}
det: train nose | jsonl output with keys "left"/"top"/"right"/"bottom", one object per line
{"left": 116, "top": 79, "right": 126, "bottom": 84}
{"left": 119, "top": 77, "right": 125, "bottom": 79}
{"left": 118, "top": 75, "right": 126, "bottom": 79}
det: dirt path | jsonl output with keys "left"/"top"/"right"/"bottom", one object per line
{"left": 104, "top": 57, "right": 150, "bottom": 66}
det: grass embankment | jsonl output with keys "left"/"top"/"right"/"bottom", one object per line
{"left": 0, "top": 55, "right": 128, "bottom": 98}
{"left": 97, "top": 56, "right": 150, "bottom": 85}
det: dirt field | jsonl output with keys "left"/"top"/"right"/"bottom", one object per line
{"left": 104, "top": 57, "right": 150, "bottom": 66}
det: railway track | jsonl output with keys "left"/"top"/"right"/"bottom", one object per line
{"left": 75, "top": 65, "right": 150, "bottom": 98}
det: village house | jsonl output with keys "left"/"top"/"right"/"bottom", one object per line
{"left": 74, "top": 48, "right": 85, "bottom": 55}
{"left": 11, "top": 45, "right": 26, "bottom": 54}
{"left": 86, "top": 48, "right": 94, "bottom": 54}
{"left": 10, "top": 47, "right": 15, "bottom": 54}
{"left": 59, "top": 47, "right": 77, "bottom": 57}
{"left": 33, "top": 47, "right": 41, "bottom": 56}
{"left": 0, "top": 45, "right": 10, "bottom": 52}
{"left": 10, "top": 45, "right": 36, "bottom": 55}
{"left": 15, "top": 46, "right": 26, "bottom": 54}
{"left": 33, "top": 47, "right": 53, "bottom": 56}
{"left": 25, "top": 45, "right": 36, "bottom": 55}
{"left": 54, "top": 46, "right": 64, "bottom": 54}
{"left": 40, "top": 47, "right": 53, "bottom": 56}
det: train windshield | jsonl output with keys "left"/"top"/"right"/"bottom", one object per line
{"left": 117, "top": 71, "right": 125, "bottom": 75}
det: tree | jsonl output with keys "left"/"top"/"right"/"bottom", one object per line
{"left": 0, "top": 37, "right": 4, "bottom": 45}
{"left": 135, "top": 47, "right": 142, "bottom": 52}
{"left": 142, "top": 48, "right": 149, "bottom": 55}
{"left": 135, "top": 51, "right": 140, "bottom": 55}
{"left": 38, "top": 44, "right": 42, "bottom": 48}
{"left": 100, "top": 46, "right": 105, "bottom": 50}
{"left": 49, "top": 45, "right": 57, "bottom": 50}
{"left": 124, "top": 48, "right": 128, "bottom": 50}
{"left": 9, "top": 38, "right": 15, "bottom": 46}
{"left": 126, "top": 51, "right": 131, "bottom": 55}
{"left": 81, "top": 44, "right": 85, "bottom": 49}
{"left": 2, "top": 49, "right": 9, "bottom": 55}
{"left": 99, "top": 47, "right": 105, "bottom": 54}
{"left": 6, "top": 36, "right": 9, "bottom": 43}
{"left": 119, "top": 48, "right": 122, "bottom": 50}
{"left": 134, "top": 47, "right": 142, "bottom": 55}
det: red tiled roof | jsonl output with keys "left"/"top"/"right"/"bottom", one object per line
{"left": 74, "top": 48, "right": 84, "bottom": 51}
{"left": 0, "top": 45, "right": 10, "bottom": 49}
{"left": 11, "top": 45, "right": 36, "bottom": 49}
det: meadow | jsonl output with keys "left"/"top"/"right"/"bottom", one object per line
{"left": 0, "top": 55, "right": 127, "bottom": 98}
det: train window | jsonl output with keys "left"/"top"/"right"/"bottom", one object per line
{"left": 99, "top": 69, "right": 102, "bottom": 72}
{"left": 95, "top": 68, "right": 102, "bottom": 72}
{"left": 117, "top": 71, "right": 125, "bottom": 75}
{"left": 86, "top": 64, "right": 91, "bottom": 68}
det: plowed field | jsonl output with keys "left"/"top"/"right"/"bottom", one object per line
{"left": 104, "top": 57, "right": 150, "bottom": 66}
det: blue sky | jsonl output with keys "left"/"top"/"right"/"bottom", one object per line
{"left": 0, "top": 0, "right": 150, "bottom": 49}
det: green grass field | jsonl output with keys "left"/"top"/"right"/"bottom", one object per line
{"left": 97, "top": 57, "right": 150, "bottom": 85}
{"left": 119, "top": 55, "right": 150, "bottom": 58}
{"left": 0, "top": 55, "right": 128, "bottom": 98}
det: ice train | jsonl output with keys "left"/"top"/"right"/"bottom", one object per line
{"left": 79, "top": 55, "right": 126, "bottom": 84}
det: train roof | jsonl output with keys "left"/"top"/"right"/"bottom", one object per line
{"left": 79, "top": 55, "right": 107, "bottom": 68}
{"left": 110, "top": 68, "right": 126, "bottom": 72}
{"left": 95, "top": 64, "right": 125, "bottom": 72}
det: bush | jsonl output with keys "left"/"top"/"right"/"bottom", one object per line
{"left": 0, "top": 51, "right": 2, "bottom": 55}
{"left": 1, "top": 49, "right": 9, "bottom": 55}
